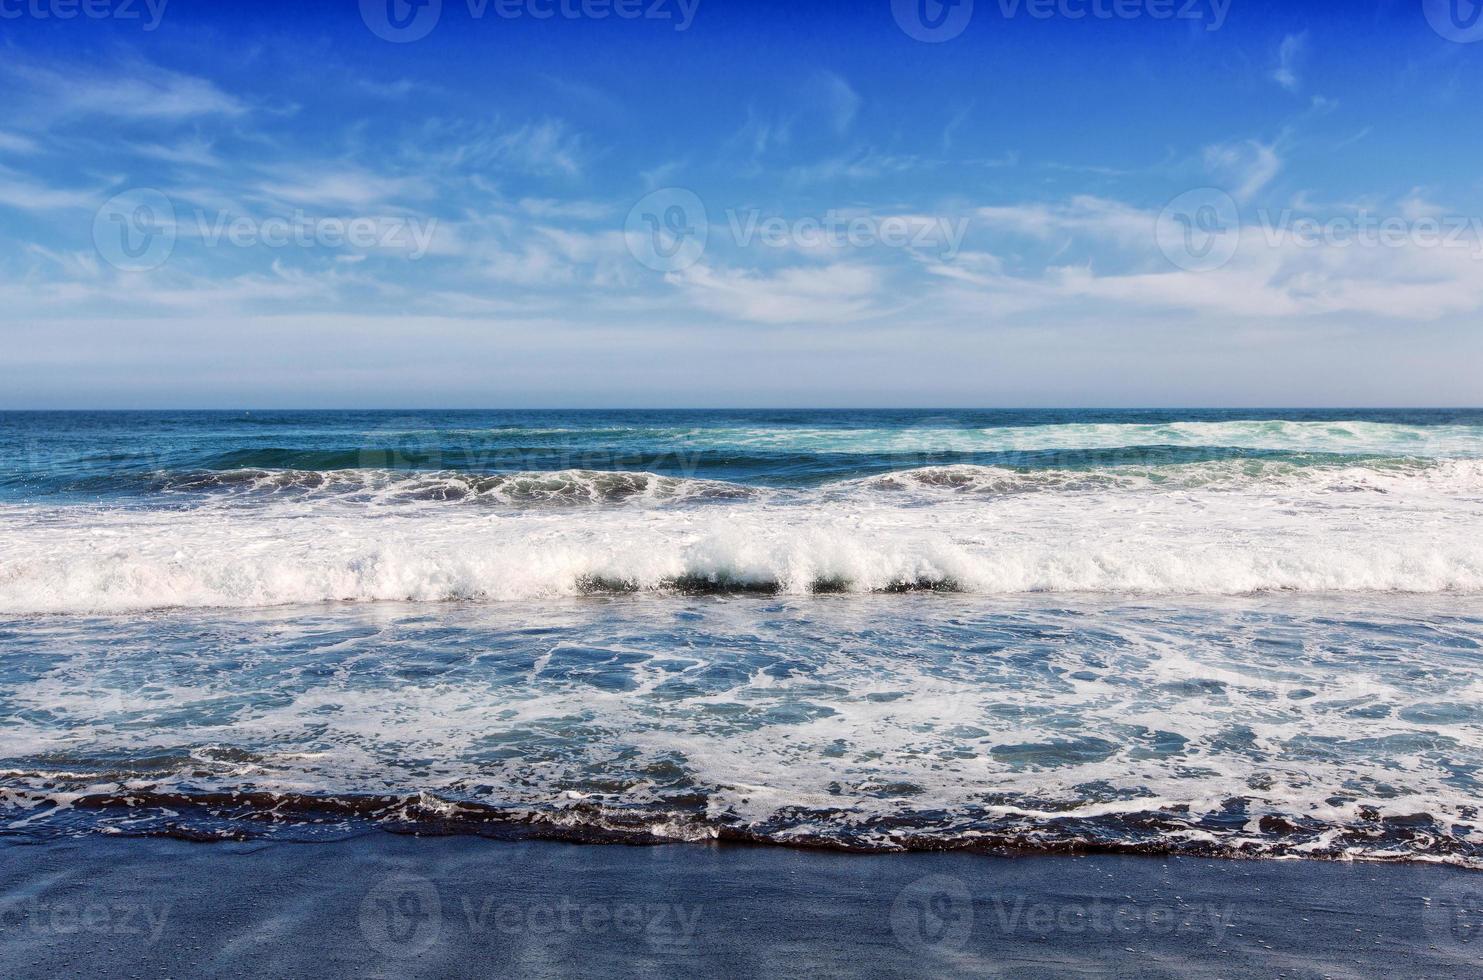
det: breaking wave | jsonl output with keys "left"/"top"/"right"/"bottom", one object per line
{"left": 3, "top": 456, "right": 1483, "bottom": 613}
{"left": 148, "top": 468, "right": 761, "bottom": 506}
{"left": 51, "top": 456, "right": 1483, "bottom": 508}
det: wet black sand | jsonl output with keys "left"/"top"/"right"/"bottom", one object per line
{"left": 1, "top": 834, "right": 1480, "bottom": 978}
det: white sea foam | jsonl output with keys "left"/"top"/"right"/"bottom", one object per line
{"left": 3, "top": 458, "right": 1482, "bottom": 613}
{"left": 853, "top": 458, "right": 1483, "bottom": 495}
{"left": 6, "top": 595, "right": 1481, "bottom": 861}
{"left": 150, "top": 457, "right": 1483, "bottom": 505}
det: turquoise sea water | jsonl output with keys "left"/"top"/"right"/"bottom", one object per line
{"left": 2, "top": 409, "right": 1482, "bottom": 863}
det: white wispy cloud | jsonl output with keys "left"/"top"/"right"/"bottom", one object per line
{"left": 0, "top": 132, "right": 41, "bottom": 155}
{"left": 941, "top": 104, "right": 973, "bottom": 152}
{"left": 486, "top": 120, "right": 585, "bottom": 177}
{"left": 726, "top": 106, "right": 789, "bottom": 170}
{"left": 639, "top": 158, "right": 688, "bottom": 189}
{"left": 407, "top": 118, "right": 587, "bottom": 178}
{"left": 725, "top": 73, "right": 862, "bottom": 175}
{"left": 812, "top": 70, "right": 861, "bottom": 136}
{"left": 6, "top": 60, "right": 248, "bottom": 122}
{"left": 1204, "top": 139, "right": 1282, "bottom": 202}
{"left": 0, "top": 165, "right": 99, "bottom": 211}
{"left": 23, "top": 244, "right": 101, "bottom": 278}
{"left": 475, "top": 226, "right": 633, "bottom": 287}
{"left": 253, "top": 164, "right": 430, "bottom": 208}
{"left": 973, "top": 196, "right": 1153, "bottom": 246}
{"left": 1050, "top": 239, "right": 1483, "bottom": 322}
{"left": 517, "top": 198, "right": 613, "bottom": 220}
{"left": 354, "top": 78, "right": 424, "bottom": 99}
{"left": 673, "top": 262, "right": 882, "bottom": 324}
{"left": 934, "top": 191, "right": 1483, "bottom": 323}
{"left": 127, "top": 137, "right": 222, "bottom": 168}
{"left": 787, "top": 148, "right": 948, "bottom": 184}
{"left": 1398, "top": 189, "right": 1446, "bottom": 221}
{"left": 1270, "top": 32, "right": 1308, "bottom": 92}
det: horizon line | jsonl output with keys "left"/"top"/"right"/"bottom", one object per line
{"left": 3, "top": 406, "right": 1482, "bottom": 413}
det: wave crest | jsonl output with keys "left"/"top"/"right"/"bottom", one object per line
{"left": 3, "top": 489, "right": 1483, "bottom": 612}
{"left": 858, "top": 458, "right": 1483, "bottom": 495}
{"left": 154, "top": 468, "right": 760, "bottom": 506}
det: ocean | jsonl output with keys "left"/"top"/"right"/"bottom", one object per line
{"left": 2, "top": 409, "right": 1482, "bottom": 865}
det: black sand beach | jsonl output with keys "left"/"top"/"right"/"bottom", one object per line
{"left": 2, "top": 835, "right": 1479, "bottom": 978}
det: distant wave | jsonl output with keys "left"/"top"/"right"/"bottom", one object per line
{"left": 149, "top": 468, "right": 761, "bottom": 506}
{"left": 80, "top": 456, "right": 1483, "bottom": 507}
{"left": 852, "top": 458, "right": 1483, "bottom": 496}
{"left": 14, "top": 418, "right": 1483, "bottom": 504}
{"left": 355, "top": 419, "right": 1483, "bottom": 456}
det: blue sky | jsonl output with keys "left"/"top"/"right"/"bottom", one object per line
{"left": 1, "top": 0, "right": 1482, "bottom": 407}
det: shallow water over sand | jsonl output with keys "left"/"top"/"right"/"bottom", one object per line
{"left": 4, "top": 594, "right": 1481, "bottom": 864}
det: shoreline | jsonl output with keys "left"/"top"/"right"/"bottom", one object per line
{"left": 3, "top": 833, "right": 1479, "bottom": 978}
